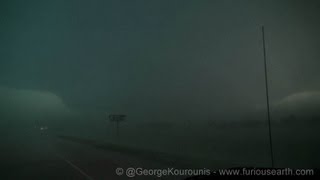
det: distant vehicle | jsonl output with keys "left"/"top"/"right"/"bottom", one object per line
{"left": 40, "top": 126, "right": 48, "bottom": 131}
{"left": 34, "top": 125, "right": 48, "bottom": 131}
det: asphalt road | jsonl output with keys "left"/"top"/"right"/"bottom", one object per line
{"left": 0, "top": 129, "right": 192, "bottom": 180}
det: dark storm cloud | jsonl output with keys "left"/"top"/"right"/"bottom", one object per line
{"left": 1, "top": 0, "right": 320, "bottom": 122}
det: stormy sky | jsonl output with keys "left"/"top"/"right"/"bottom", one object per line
{"left": 1, "top": 0, "right": 320, "bottom": 122}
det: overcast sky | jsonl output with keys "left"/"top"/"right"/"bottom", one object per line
{"left": 1, "top": 0, "right": 320, "bottom": 122}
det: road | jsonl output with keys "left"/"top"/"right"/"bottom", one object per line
{"left": 0, "top": 129, "right": 194, "bottom": 180}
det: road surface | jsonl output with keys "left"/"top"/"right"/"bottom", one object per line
{"left": 0, "top": 129, "right": 196, "bottom": 180}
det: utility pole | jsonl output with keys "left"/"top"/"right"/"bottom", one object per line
{"left": 261, "top": 26, "right": 274, "bottom": 168}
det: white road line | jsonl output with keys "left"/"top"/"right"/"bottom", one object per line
{"left": 55, "top": 153, "right": 94, "bottom": 180}
{"left": 63, "top": 158, "right": 94, "bottom": 180}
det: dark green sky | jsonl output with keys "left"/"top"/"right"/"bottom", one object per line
{"left": 1, "top": 0, "right": 320, "bottom": 121}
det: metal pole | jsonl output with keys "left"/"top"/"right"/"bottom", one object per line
{"left": 116, "top": 120, "right": 119, "bottom": 137}
{"left": 262, "top": 26, "right": 274, "bottom": 167}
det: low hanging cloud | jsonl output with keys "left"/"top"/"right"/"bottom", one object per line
{"left": 0, "top": 86, "right": 76, "bottom": 127}
{"left": 274, "top": 91, "right": 320, "bottom": 121}
{"left": 246, "top": 91, "right": 320, "bottom": 125}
